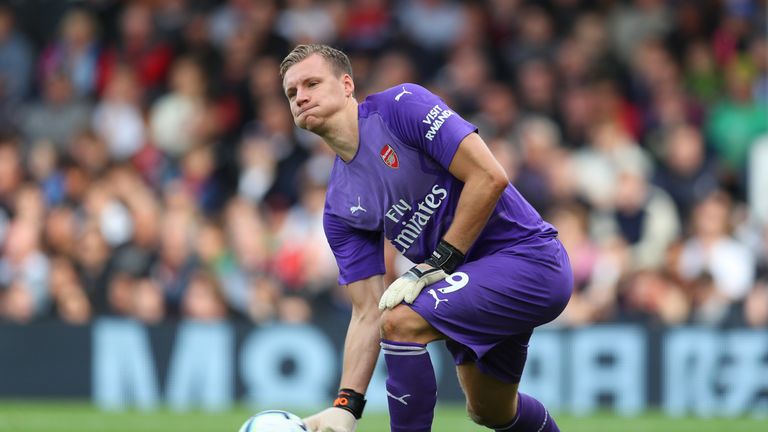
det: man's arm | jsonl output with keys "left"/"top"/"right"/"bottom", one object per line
{"left": 340, "top": 274, "right": 386, "bottom": 392}
{"left": 304, "top": 274, "right": 385, "bottom": 431}
{"left": 442, "top": 132, "right": 508, "bottom": 253}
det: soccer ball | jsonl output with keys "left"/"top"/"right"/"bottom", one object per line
{"left": 238, "top": 410, "right": 308, "bottom": 432}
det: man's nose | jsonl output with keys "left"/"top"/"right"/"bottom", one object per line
{"left": 296, "top": 89, "right": 310, "bottom": 106}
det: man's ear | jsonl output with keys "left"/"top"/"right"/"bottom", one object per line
{"left": 343, "top": 74, "right": 355, "bottom": 97}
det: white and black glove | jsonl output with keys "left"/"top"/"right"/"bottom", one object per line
{"left": 379, "top": 240, "right": 465, "bottom": 310}
{"left": 303, "top": 389, "right": 365, "bottom": 432}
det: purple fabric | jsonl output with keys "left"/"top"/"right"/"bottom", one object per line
{"left": 410, "top": 239, "right": 572, "bottom": 383}
{"left": 323, "top": 83, "right": 558, "bottom": 285}
{"left": 493, "top": 392, "right": 560, "bottom": 432}
{"left": 381, "top": 339, "right": 437, "bottom": 432}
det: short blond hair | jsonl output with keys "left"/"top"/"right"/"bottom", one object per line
{"left": 280, "top": 44, "right": 353, "bottom": 80}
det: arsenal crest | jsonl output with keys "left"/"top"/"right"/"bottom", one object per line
{"left": 380, "top": 144, "right": 399, "bottom": 169}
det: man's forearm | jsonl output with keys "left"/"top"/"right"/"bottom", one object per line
{"left": 443, "top": 176, "right": 505, "bottom": 253}
{"left": 338, "top": 308, "right": 382, "bottom": 393}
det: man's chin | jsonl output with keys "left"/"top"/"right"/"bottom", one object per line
{"left": 300, "top": 115, "right": 324, "bottom": 133}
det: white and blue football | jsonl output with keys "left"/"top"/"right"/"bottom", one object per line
{"left": 238, "top": 410, "right": 308, "bottom": 432}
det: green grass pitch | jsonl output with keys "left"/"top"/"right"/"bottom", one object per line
{"left": 0, "top": 402, "right": 764, "bottom": 432}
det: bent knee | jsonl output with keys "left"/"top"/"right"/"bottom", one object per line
{"left": 380, "top": 305, "right": 440, "bottom": 343}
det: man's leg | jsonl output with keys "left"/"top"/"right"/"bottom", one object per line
{"left": 380, "top": 305, "right": 443, "bottom": 432}
{"left": 457, "top": 362, "right": 559, "bottom": 432}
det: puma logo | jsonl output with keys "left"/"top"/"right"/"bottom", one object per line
{"left": 428, "top": 289, "right": 448, "bottom": 309}
{"left": 394, "top": 86, "right": 412, "bottom": 101}
{"left": 350, "top": 196, "right": 367, "bottom": 214}
{"left": 387, "top": 390, "right": 411, "bottom": 405}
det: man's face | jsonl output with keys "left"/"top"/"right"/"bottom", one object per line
{"left": 283, "top": 54, "right": 349, "bottom": 133}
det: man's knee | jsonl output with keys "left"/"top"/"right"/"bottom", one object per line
{"left": 380, "top": 305, "right": 440, "bottom": 343}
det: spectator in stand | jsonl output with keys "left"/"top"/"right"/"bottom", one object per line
{"left": 197, "top": 220, "right": 249, "bottom": 317}
{"left": 683, "top": 40, "right": 722, "bottom": 105}
{"left": 364, "top": 49, "right": 418, "bottom": 96}
{"left": 42, "top": 204, "right": 78, "bottom": 258}
{"left": 572, "top": 122, "right": 651, "bottom": 210}
{"left": 743, "top": 224, "right": 768, "bottom": 328}
{"left": 664, "top": 0, "right": 715, "bottom": 61}
{"left": 516, "top": 58, "right": 558, "bottom": 117}
{"left": 69, "top": 131, "right": 111, "bottom": 179}
{"left": 502, "top": 4, "right": 557, "bottom": 69}
{"left": 237, "top": 134, "right": 277, "bottom": 204}
{"left": 20, "top": 71, "right": 92, "bottom": 151}
{"left": 209, "top": 0, "right": 259, "bottom": 49}
{"left": 706, "top": 59, "right": 768, "bottom": 185}
{"left": 150, "top": 56, "right": 209, "bottom": 159}
{"left": 92, "top": 66, "right": 146, "bottom": 161}
{"left": 99, "top": 2, "right": 174, "bottom": 100}
{"left": 750, "top": 37, "right": 767, "bottom": 104}
{"left": 221, "top": 196, "right": 283, "bottom": 323}
{"left": 178, "top": 143, "right": 226, "bottom": 214}
{"left": 557, "top": 83, "right": 596, "bottom": 149}
{"left": 678, "top": 191, "right": 755, "bottom": 324}
{"left": 27, "top": 141, "right": 66, "bottom": 206}
{"left": 434, "top": 46, "right": 492, "bottom": 114}
{"left": 748, "top": 134, "right": 768, "bottom": 225}
{"left": 73, "top": 218, "right": 113, "bottom": 315}
{"left": 743, "top": 281, "right": 768, "bottom": 328}
{"left": 182, "top": 270, "right": 229, "bottom": 321}
{"left": 397, "top": 0, "right": 467, "bottom": 77}
{"left": 48, "top": 256, "right": 91, "bottom": 324}
{"left": 711, "top": 0, "right": 757, "bottom": 66}
{"left": 241, "top": 56, "right": 284, "bottom": 122}
{"left": 592, "top": 164, "right": 680, "bottom": 271}
{"left": 244, "top": 95, "right": 309, "bottom": 208}
{"left": 469, "top": 82, "right": 519, "bottom": 144}
{"left": 0, "top": 218, "right": 50, "bottom": 323}
{"left": 652, "top": 124, "right": 719, "bottom": 224}
{"left": 549, "top": 203, "right": 608, "bottom": 326}
{"left": 39, "top": 8, "right": 102, "bottom": 99}
{"left": 555, "top": 36, "right": 594, "bottom": 90}
{"left": 152, "top": 199, "right": 200, "bottom": 317}
{"left": 0, "top": 4, "right": 33, "bottom": 128}
{"left": 607, "top": 0, "right": 672, "bottom": 64}
{"left": 132, "top": 278, "right": 165, "bottom": 324}
{"left": 340, "top": 0, "right": 392, "bottom": 52}
{"left": 0, "top": 135, "right": 24, "bottom": 215}
{"left": 512, "top": 116, "right": 563, "bottom": 215}
{"left": 618, "top": 270, "right": 689, "bottom": 326}
{"left": 275, "top": 0, "right": 338, "bottom": 45}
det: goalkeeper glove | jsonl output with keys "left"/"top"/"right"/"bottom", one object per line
{"left": 379, "top": 240, "right": 465, "bottom": 310}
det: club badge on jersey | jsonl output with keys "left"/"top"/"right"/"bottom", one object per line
{"left": 380, "top": 144, "right": 399, "bottom": 169}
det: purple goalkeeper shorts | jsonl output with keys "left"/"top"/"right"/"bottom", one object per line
{"left": 409, "top": 238, "right": 573, "bottom": 383}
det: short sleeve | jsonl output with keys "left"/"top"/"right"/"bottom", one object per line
{"left": 379, "top": 84, "right": 477, "bottom": 169}
{"left": 323, "top": 211, "right": 385, "bottom": 285}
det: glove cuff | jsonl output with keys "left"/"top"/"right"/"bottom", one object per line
{"left": 426, "top": 240, "right": 465, "bottom": 274}
{"left": 333, "top": 388, "right": 366, "bottom": 419}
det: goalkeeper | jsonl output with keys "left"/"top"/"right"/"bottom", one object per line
{"left": 280, "top": 44, "right": 572, "bottom": 432}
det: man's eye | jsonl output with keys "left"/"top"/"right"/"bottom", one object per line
{"left": 309, "top": 81, "right": 318, "bottom": 87}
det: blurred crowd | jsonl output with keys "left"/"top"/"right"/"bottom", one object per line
{"left": 0, "top": 0, "right": 766, "bottom": 329}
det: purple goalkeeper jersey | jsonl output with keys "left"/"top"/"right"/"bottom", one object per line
{"left": 324, "top": 84, "right": 558, "bottom": 285}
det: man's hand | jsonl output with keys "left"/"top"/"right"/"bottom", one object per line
{"left": 303, "top": 407, "right": 357, "bottom": 432}
{"left": 378, "top": 240, "right": 466, "bottom": 310}
{"left": 378, "top": 263, "right": 446, "bottom": 310}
